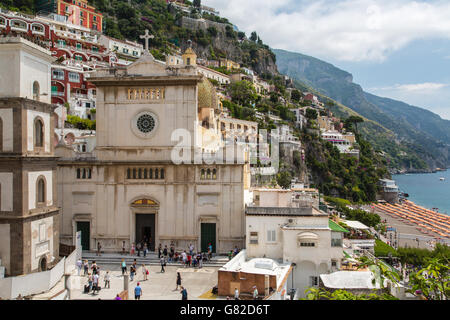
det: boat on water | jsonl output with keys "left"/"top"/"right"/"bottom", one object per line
{"left": 440, "top": 177, "right": 445, "bottom": 181}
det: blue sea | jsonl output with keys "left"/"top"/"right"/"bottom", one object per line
{"left": 392, "top": 170, "right": 450, "bottom": 216}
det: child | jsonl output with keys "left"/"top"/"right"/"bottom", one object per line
{"left": 142, "top": 264, "right": 148, "bottom": 281}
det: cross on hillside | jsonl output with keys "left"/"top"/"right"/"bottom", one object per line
{"left": 140, "top": 29, "right": 154, "bottom": 54}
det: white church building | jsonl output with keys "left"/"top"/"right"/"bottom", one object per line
{"left": 56, "top": 44, "right": 251, "bottom": 254}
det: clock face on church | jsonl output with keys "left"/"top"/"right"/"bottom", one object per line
{"left": 131, "top": 111, "right": 159, "bottom": 138}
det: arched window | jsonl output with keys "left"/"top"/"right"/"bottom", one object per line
{"left": 206, "top": 169, "right": 211, "bottom": 180}
{"left": 34, "top": 118, "right": 44, "bottom": 148}
{"left": 201, "top": 169, "right": 205, "bottom": 180}
{"left": 143, "top": 168, "right": 148, "bottom": 179}
{"left": 37, "top": 178, "right": 46, "bottom": 204}
{"left": 160, "top": 168, "right": 165, "bottom": 179}
{"left": 76, "top": 168, "right": 81, "bottom": 179}
{"left": 155, "top": 168, "right": 159, "bottom": 179}
{"left": 127, "top": 168, "right": 131, "bottom": 179}
{"left": 138, "top": 168, "right": 142, "bottom": 179}
{"left": 133, "top": 168, "right": 137, "bottom": 179}
{"left": 212, "top": 169, "right": 217, "bottom": 180}
{"left": 88, "top": 168, "right": 92, "bottom": 179}
{"left": 33, "top": 81, "right": 40, "bottom": 101}
{"left": 82, "top": 168, "right": 86, "bottom": 179}
{"left": 149, "top": 168, "right": 153, "bottom": 179}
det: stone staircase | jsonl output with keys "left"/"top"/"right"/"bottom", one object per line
{"left": 82, "top": 252, "right": 229, "bottom": 267}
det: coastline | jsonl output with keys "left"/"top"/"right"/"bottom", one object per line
{"left": 392, "top": 171, "right": 450, "bottom": 215}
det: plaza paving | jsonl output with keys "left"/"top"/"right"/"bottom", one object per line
{"left": 70, "top": 264, "right": 221, "bottom": 300}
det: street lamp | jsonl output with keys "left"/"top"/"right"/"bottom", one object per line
{"left": 290, "top": 263, "right": 297, "bottom": 300}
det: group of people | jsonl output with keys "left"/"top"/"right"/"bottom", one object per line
{"left": 78, "top": 241, "right": 224, "bottom": 300}
{"left": 120, "top": 259, "right": 149, "bottom": 281}
{"left": 76, "top": 259, "right": 112, "bottom": 295}
{"left": 227, "top": 286, "right": 259, "bottom": 300}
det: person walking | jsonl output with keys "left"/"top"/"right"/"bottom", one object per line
{"left": 87, "top": 273, "right": 93, "bottom": 293}
{"left": 181, "top": 251, "right": 187, "bottom": 268}
{"left": 163, "top": 245, "right": 168, "bottom": 258}
{"left": 198, "top": 253, "right": 203, "bottom": 269}
{"left": 130, "top": 263, "right": 136, "bottom": 281}
{"left": 175, "top": 272, "right": 182, "bottom": 290}
{"left": 92, "top": 273, "right": 99, "bottom": 295}
{"left": 143, "top": 243, "right": 148, "bottom": 257}
{"left": 76, "top": 258, "right": 82, "bottom": 276}
{"left": 134, "top": 283, "right": 142, "bottom": 300}
{"left": 91, "top": 261, "right": 98, "bottom": 275}
{"left": 83, "top": 260, "right": 89, "bottom": 276}
{"left": 121, "top": 259, "right": 127, "bottom": 276}
{"left": 180, "top": 286, "right": 188, "bottom": 300}
{"left": 130, "top": 242, "right": 135, "bottom": 256}
{"left": 142, "top": 264, "right": 148, "bottom": 281}
{"left": 158, "top": 243, "right": 162, "bottom": 259}
{"left": 252, "top": 286, "right": 259, "bottom": 300}
{"left": 136, "top": 241, "right": 141, "bottom": 257}
{"left": 97, "top": 241, "right": 102, "bottom": 256}
{"left": 104, "top": 271, "right": 111, "bottom": 289}
{"left": 189, "top": 243, "right": 194, "bottom": 256}
{"left": 122, "top": 241, "right": 126, "bottom": 255}
{"left": 208, "top": 243, "right": 213, "bottom": 260}
{"left": 234, "top": 287, "right": 239, "bottom": 300}
{"left": 160, "top": 256, "right": 166, "bottom": 273}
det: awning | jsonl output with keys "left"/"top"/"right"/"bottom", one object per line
{"left": 342, "top": 220, "right": 370, "bottom": 230}
{"left": 329, "top": 220, "right": 350, "bottom": 233}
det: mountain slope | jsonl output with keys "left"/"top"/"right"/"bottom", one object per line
{"left": 274, "top": 49, "right": 450, "bottom": 171}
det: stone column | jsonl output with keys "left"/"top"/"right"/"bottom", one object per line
{"left": 123, "top": 274, "right": 129, "bottom": 291}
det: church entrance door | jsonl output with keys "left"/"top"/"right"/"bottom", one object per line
{"left": 136, "top": 214, "right": 155, "bottom": 251}
{"left": 76, "top": 221, "right": 90, "bottom": 251}
{"left": 201, "top": 223, "right": 216, "bottom": 253}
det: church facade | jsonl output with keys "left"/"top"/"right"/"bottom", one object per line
{"left": 57, "top": 47, "right": 249, "bottom": 253}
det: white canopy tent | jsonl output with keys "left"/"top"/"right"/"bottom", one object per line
{"left": 342, "top": 220, "right": 370, "bottom": 230}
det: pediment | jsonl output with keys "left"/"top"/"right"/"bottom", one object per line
{"left": 127, "top": 54, "right": 168, "bottom": 76}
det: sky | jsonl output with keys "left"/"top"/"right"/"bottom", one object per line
{"left": 203, "top": 0, "right": 450, "bottom": 120}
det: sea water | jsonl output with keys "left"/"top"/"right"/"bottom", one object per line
{"left": 393, "top": 170, "right": 450, "bottom": 215}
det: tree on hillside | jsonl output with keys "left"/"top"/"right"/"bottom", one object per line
{"left": 305, "top": 108, "right": 318, "bottom": 120}
{"left": 250, "top": 31, "right": 258, "bottom": 42}
{"left": 276, "top": 171, "right": 292, "bottom": 189}
{"left": 345, "top": 115, "right": 364, "bottom": 134}
{"left": 291, "top": 89, "right": 301, "bottom": 102}
{"left": 193, "top": 0, "right": 201, "bottom": 8}
{"left": 228, "top": 80, "right": 257, "bottom": 107}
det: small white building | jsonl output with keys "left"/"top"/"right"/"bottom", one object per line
{"left": 217, "top": 250, "right": 292, "bottom": 299}
{"left": 198, "top": 65, "right": 231, "bottom": 85}
{"left": 321, "top": 130, "right": 359, "bottom": 157}
{"left": 293, "top": 109, "right": 307, "bottom": 130}
{"left": 245, "top": 205, "right": 347, "bottom": 298}
{"left": 98, "top": 35, "right": 143, "bottom": 60}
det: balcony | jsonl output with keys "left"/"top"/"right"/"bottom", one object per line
{"left": 51, "top": 91, "right": 65, "bottom": 97}
{"left": 52, "top": 74, "right": 65, "bottom": 81}
{"left": 72, "top": 93, "right": 88, "bottom": 99}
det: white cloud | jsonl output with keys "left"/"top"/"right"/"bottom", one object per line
{"left": 372, "top": 82, "right": 448, "bottom": 93}
{"left": 203, "top": 0, "right": 450, "bottom": 62}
